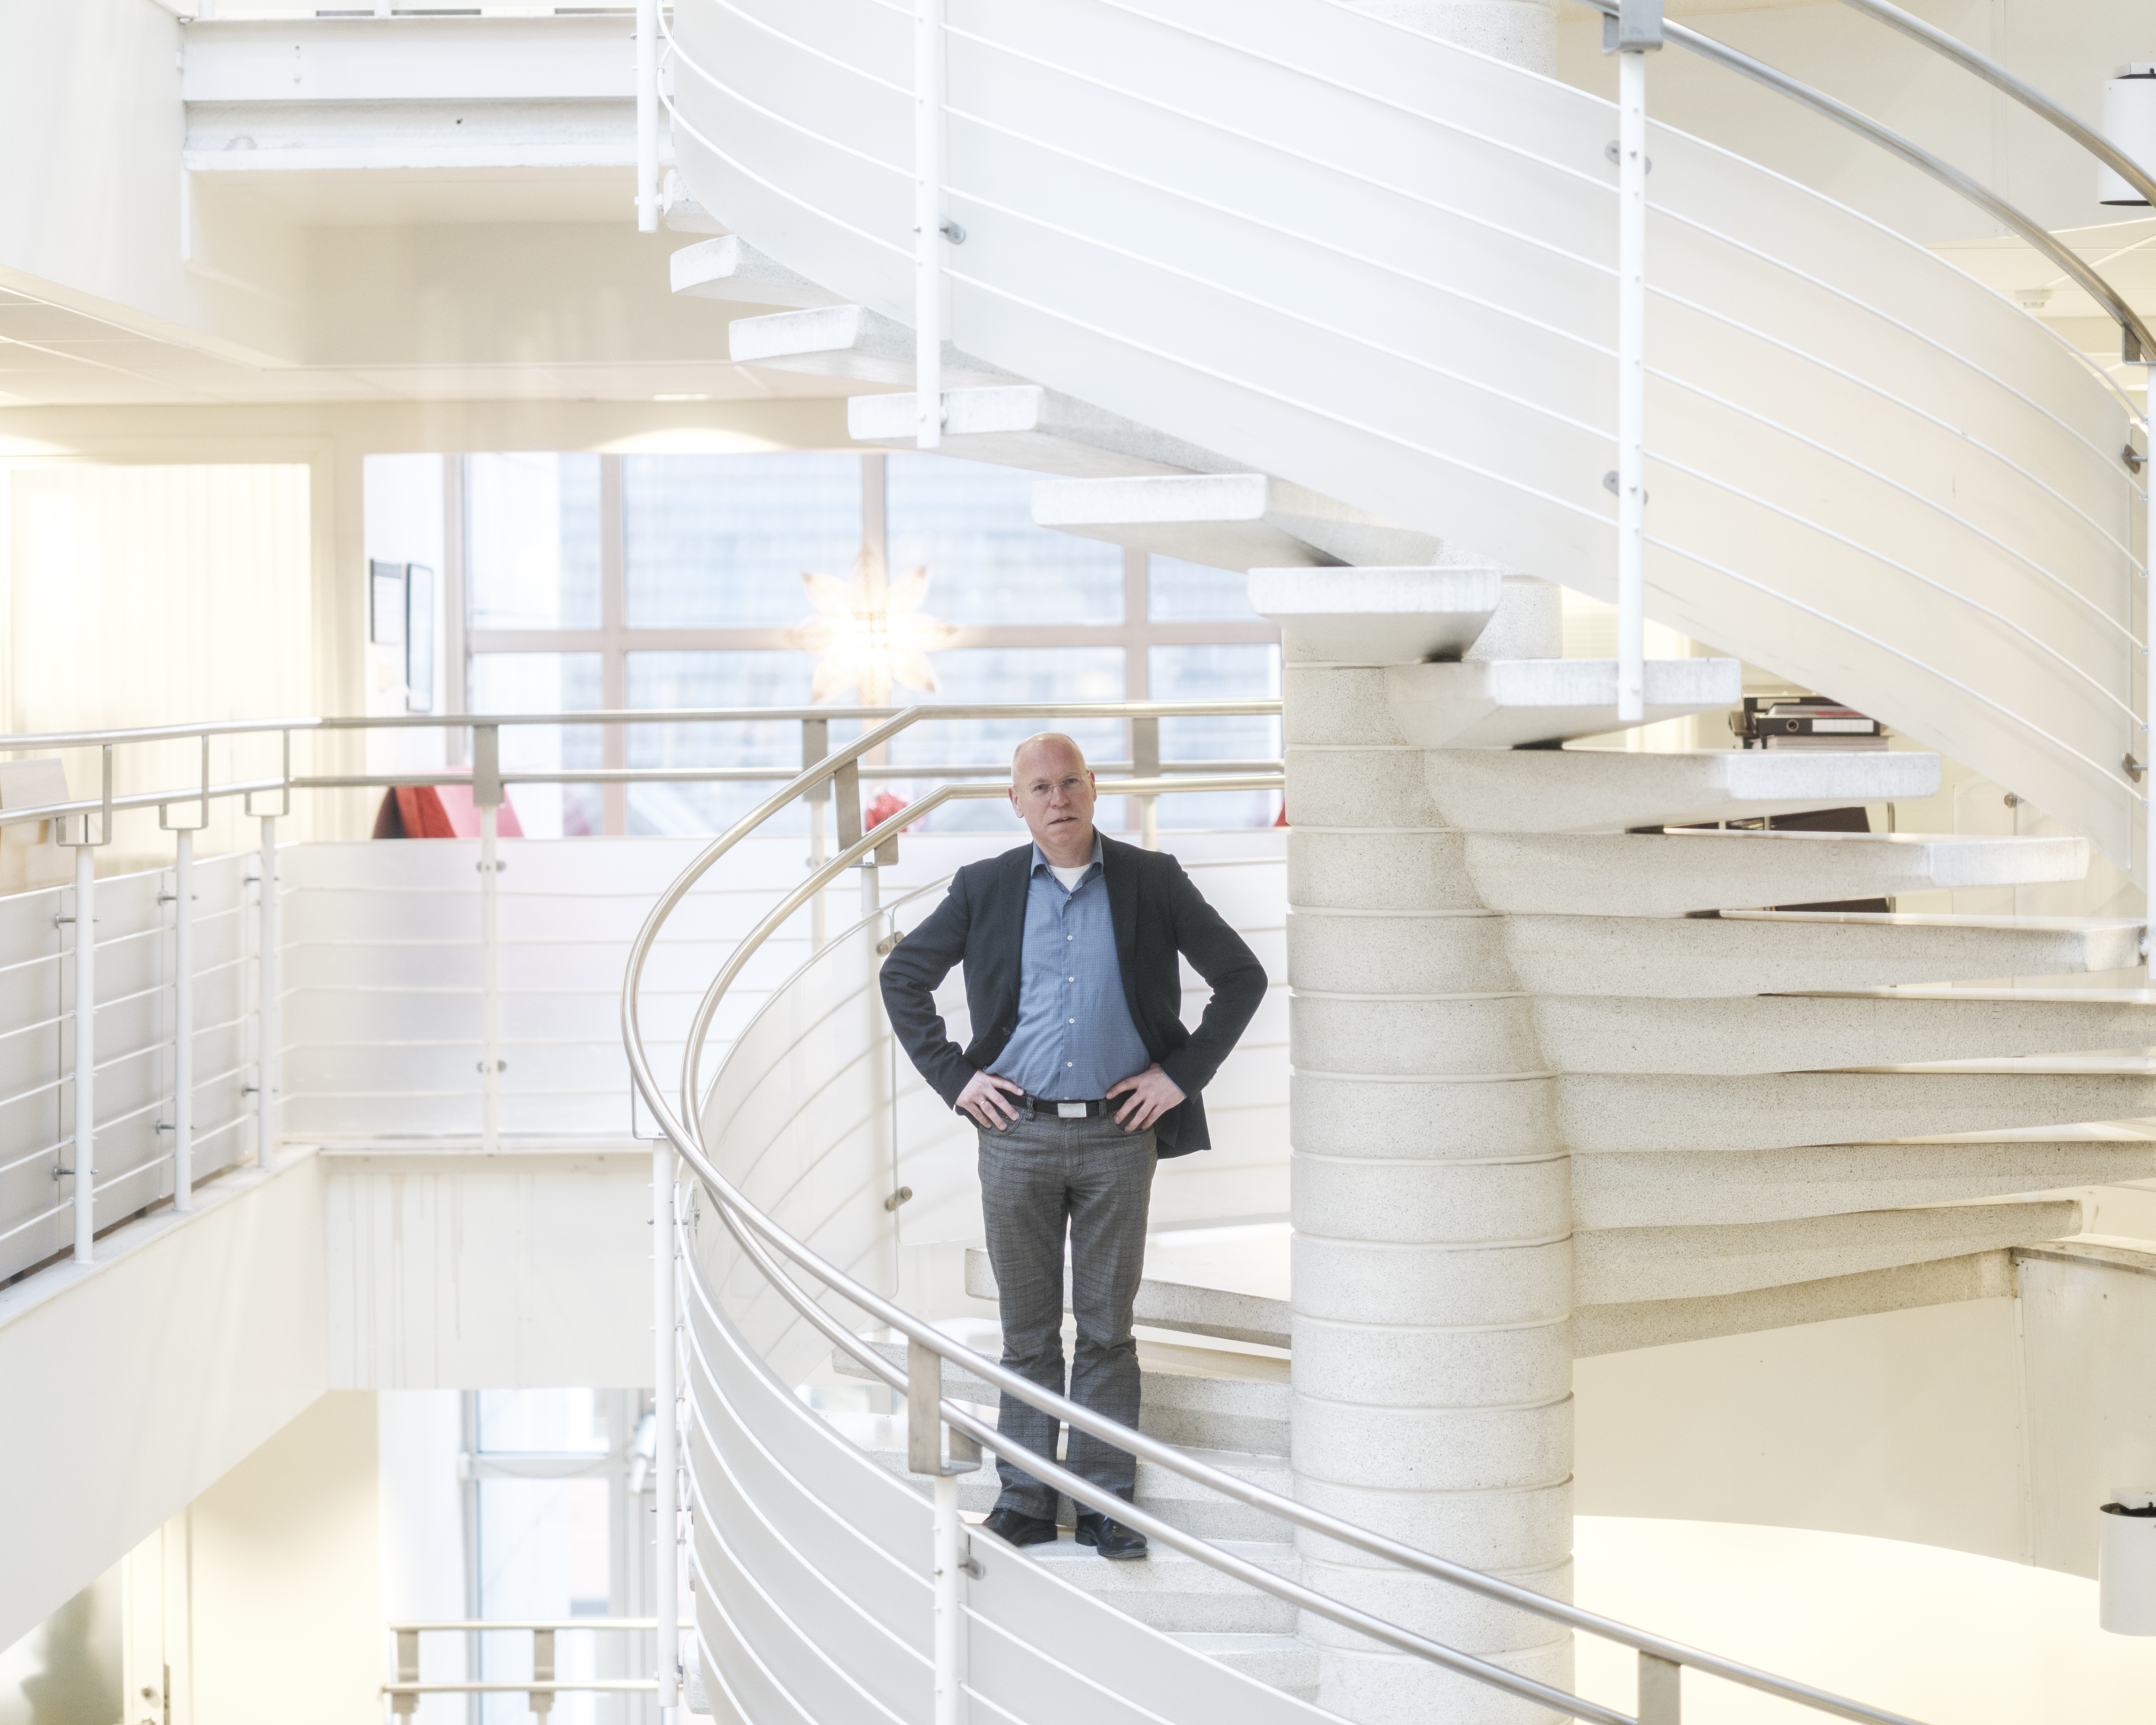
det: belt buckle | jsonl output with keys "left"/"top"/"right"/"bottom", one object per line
{"left": 1056, "top": 1102, "right": 1087, "bottom": 1120}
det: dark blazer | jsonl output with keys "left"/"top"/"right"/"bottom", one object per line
{"left": 879, "top": 833, "right": 1268, "bottom": 1156}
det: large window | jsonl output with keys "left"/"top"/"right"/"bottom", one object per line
{"left": 465, "top": 1389, "right": 655, "bottom": 1725}
{"left": 624, "top": 453, "right": 862, "bottom": 628}
{"left": 452, "top": 452, "right": 1280, "bottom": 836}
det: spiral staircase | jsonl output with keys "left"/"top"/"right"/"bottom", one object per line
{"left": 641, "top": 4, "right": 2156, "bottom": 1724}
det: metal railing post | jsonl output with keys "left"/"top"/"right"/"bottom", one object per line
{"left": 653, "top": 1148, "right": 680, "bottom": 1718}
{"left": 392, "top": 1629, "right": 420, "bottom": 1719}
{"left": 172, "top": 828, "right": 194, "bottom": 1214}
{"left": 1639, "top": 1650, "right": 1682, "bottom": 1723}
{"left": 475, "top": 724, "right": 503, "bottom": 1152}
{"left": 803, "top": 718, "right": 831, "bottom": 951}
{"left": 257, "top": 814, "right": 280, "bottom": 1167}
{"left": 2147, "top": 373, "right": 2154, "bottom": 984}
{"left": 71, "top": 837, "right": 96, "bottom": 1262}
{"left": 531, "top": 1626, "right": 555, "bottom": 1720}
{"left": 906, "top": 1338, "right": 980, "bottom": 1725}
{"left": 1131, "top": 715, "right": 1160, "bottom": 849}
{"left": 1611, "top": 0, "right": 1661, "bottom": 725}
{"left": 914, "top": 0, "right": 946, "bottom": 449}
{"left": 635, "top": 0, "right": 658, "bottom": 233}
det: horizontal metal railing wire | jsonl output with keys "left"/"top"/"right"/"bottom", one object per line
{"left": 621, "top": 704, "right": 1930, "bottom": 1725}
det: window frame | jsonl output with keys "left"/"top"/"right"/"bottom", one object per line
{"left": 451, "top": 451, "right": 1279, "bottom": 835}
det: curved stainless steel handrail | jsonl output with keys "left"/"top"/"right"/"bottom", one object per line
{"left": 623, "top": 706, "right": 1933, "bottom": 1725}
{"left": 1837, "top": 0, "right": 2156, "bottom": 210}
{"left": 1572, "top": 0, "right": 2156, "bottom": 360}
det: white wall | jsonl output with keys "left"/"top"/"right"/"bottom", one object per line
{"left": 183, "top": 1390, "right": 382, "bottom": 1725}
{"left": 360, "top": 452, "right": 448, "bottom": 786}
{"left": 2020, "top": 1250, "right": 2156, "bottom": 1577}
{"left": 1577, "top": 1248, "right": 2156, "bottom": 1583}
{"left": 324, "top": 1148, "right": 655, "bottom": 1390}
{"left": 0, "top": 1149, "right": 330, "bottom": 1651}
{"left": 376, "top": 1389, "right": 469, "bottom": 1723}
{"left": 1576, "top": 1295, "right": 2032, "bottom": 1563}
{"left": 2, "top": 461, "right": 315, "bottom": 865}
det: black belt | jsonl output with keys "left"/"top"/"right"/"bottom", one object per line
{"left": 1018, "top": 1093, "right": 1113, "bottom": 1120}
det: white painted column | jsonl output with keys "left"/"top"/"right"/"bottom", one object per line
{"left": 72, "top": 842, "right": 97, "bottom": 1263}
{"left": 257, "top": 815, "right": 280, "bottom": 1167}
{"left": 172, "top": 829, "right": 194, "bottom": 1214}
{"left": 479, "top": 802, "right": 501, "bottom": 1152}
{"left": 1285, "top": 660, "right": 1572, "bottom": 1725}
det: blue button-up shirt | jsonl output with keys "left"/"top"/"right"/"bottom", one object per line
{"left": 987, "top": 838, "right": 1151, "bottom": 1101}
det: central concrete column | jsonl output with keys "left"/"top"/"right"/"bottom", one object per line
{"left": 1285, "top": 655, "right": 1574, "bottom": 1725}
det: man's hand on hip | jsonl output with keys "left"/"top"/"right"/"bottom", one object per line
{"left": 1107, "top": 1063, "right": 1185, "bottom": 1133}
{"left": 956, "top": 1069, "right": 1026, "bottom": 1130}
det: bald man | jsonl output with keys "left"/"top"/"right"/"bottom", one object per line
{"left": 880, "top": 733, "right": 1267, "bottom": 1559}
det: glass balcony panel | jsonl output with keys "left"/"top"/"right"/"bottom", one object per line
{"left": 469, "top": 653, "right": 605, "bottom": 839}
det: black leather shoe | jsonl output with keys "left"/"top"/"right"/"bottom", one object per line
{"left": 1075, "top": 1511, "right": 1148, "bottom": 1560}
{"left": 981, "top": 1507, "right": 1059, "bottom": 1547}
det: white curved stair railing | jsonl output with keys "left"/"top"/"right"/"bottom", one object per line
{"left": 624, "top": 717, "right": 1940, "bottom": 1725}
{"left": 666, "top": 0, "right": 2147, "bottom": 869}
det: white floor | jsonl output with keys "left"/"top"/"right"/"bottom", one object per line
{"left": 1132, "top": 1216, "right": 2156, "bottom": 1721}
{"left": 1573, "top": 1518, "right": 2156, "bottom": 1724}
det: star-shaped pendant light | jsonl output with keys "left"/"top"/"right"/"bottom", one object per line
{"left": 784, "top": 543, "right": 959, "bottom": 705}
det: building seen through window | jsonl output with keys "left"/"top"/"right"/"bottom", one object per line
{"left": 444, "top": 451, "right": 1281, "bottom": 837}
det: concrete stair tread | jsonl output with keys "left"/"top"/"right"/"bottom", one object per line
{"left": 1250, "top": 565, "right": 1504, "bottom": 663}
{"left": 1573, "top": 1197, "right": 2084, "bottom": 1303}
{"left": 965, "top": 1245, "right": 1290, "bottom": 1350}
{"left": 832, "top": 1335, "right": 1290, "bottom": 1456}
{"left": 1574, "top": 1139, "right": 2156, "bottom": 1228}
{"left": 837, "top": 1334, "right": 1286, "bottom": 1392}
{"left": 1807, "top": 985, "right": 2156, "bottom": 1001}
{"left": 1389, "top": 658, "right": 1743, "bottom": 749}
{"left": 1032, "top": 472, "right": 1441, "bottom": 571}
{"left": 849, "top": 1431, "right": 1287, "bottom": 1490}
{"left": 837, "top": 1419, "right": 1294, "bottom": 1538}
{"left": 1575, "top": 1249, "right": 2018, "bottom": 1357}
{"left": 1166, "top": 1633, "right": 1319, "bottom": 1703}
{"left": 669, "top": 235, "right": 848, "bottom": 308}
{"left": 1557, "top": 1068, "right": 2156, "bottom": 1151}
{"left": 1400, "top": 744, "right": 1944, "bottom": 834}
{"left": 1727, "top": 911, "right": 2146, "bottom": 932}
{"left": 1460, "top": 828, "right": 2088, "bottom": 917}
{"left": 727, "top": 304, "right": 1014, "bottom": 386}
{"left": 847, "top": 384, "right": 1236, "bottom": 479}
{"left": 1019, "top": 1534, "right": 1297, "bottom": 1583}
{"left": 1497, "top": 910, "right": 2146, "bottom": 997}
{"left": 1529, "top": 989, "right": 2156, "bottom": 1076}
{"left": 982, "top": 1531, "right": 1302, "bottom": 1634}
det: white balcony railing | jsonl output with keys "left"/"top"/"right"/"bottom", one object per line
{"left": 0, "top": 702, "right": 1281, "bottom": 1288}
